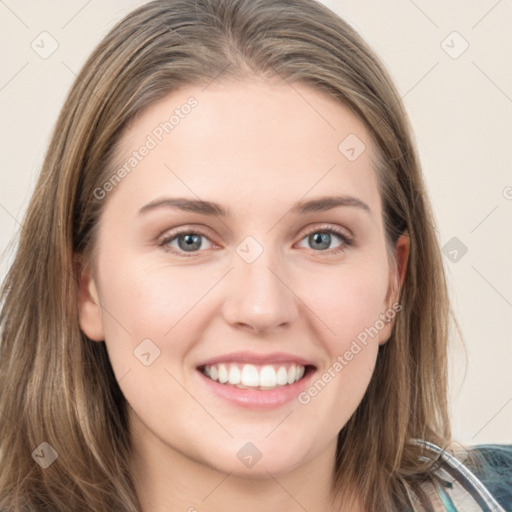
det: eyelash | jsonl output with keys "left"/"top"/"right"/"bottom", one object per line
{"left": 158, "top": 224, "right": 354, "bottom": 257}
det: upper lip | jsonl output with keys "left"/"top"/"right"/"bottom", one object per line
{"left": 197, "top": 351, "right": 316, "bottom": 368}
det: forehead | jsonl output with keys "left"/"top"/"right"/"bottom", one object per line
{"left": 109, "top": 79, "right": 381, "bottom": 217}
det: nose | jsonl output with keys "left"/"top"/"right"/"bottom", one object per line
{"left": 221, "top": 249, "right": 299, "bottom": 335}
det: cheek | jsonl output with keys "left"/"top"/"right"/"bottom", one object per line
{"left": 295, "top": 264, "right": 387, "bottom": 432}
{"left": 94, "top": 255, "right": 220, "bottom": 421}
{"left": 97, "top": 253, "right": 217, "bottom": 337}
{"left": 94, "top": 250, "right": 226, "bottom": 383}
{"left": 295, "top": 253, "right": 390, "bottom": 423}
{"left": 300, "top": 258, "right": 390, "bottom": 348}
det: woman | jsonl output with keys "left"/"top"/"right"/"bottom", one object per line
{"left": 0, "top": 0, "right": 510, "bottom": 510}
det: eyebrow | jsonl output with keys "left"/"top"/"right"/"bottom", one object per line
{"left": 290, "top": 195, "right": 370, "bottom": 215}
{"left": 137, "top": 195, "right": 371, "bottom": 217}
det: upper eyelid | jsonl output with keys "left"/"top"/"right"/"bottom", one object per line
{"left": 158, "top": 225, "right": 217, "bottom": 242}
{"left": 301, "top": 223, "right": 352, "bottom": 238}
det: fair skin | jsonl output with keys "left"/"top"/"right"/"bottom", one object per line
{"left": 78, "top": 78, "right": 409, "bottom": 512}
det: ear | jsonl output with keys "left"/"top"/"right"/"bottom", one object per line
{"left": 378, "top": 231, "right": 410, "bottom": 345}
{"left": 76, "top": 255, "right": 105, "bottom": 342}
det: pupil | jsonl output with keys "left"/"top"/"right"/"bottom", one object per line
{"left": 311, "top": 232, "right": 330, "bottom": 250}
{"left": 179, "top": 234, "right": 201, "bottom": 251}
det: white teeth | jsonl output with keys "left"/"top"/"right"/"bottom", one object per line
{"left": 202, "top": 363, "right": 307, "bottom": 389}
{"left": 218, "top": 363, "right": 228, "bottom": 384}
{"left": 228, "top": 365, "right": 241, "bottom": 385}
{"left": 287, "top": 365, "right": 296, "bottom": 385}
{"left": 276, "top": 366, "right": 288, "bottom": 386}
{"left": 240, "top": 364, "right": 259, "bottom": 387}
{"left": 259, "top": 365, "right": 277, "bottom": 387}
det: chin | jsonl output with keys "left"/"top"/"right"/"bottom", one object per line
{"left": 196, "top": 437, "right": 313, "bottom": 478}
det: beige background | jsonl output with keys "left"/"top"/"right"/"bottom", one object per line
{"left": 0, "top": 0, "right": 510, "bottom": 445}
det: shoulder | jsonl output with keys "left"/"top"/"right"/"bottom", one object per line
{"left": 465, "top": 444, "right": 512, "bottom": 511}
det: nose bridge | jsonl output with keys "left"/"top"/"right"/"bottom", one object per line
{"left": 222, "top": 237, "right": 298, "bottom": 333}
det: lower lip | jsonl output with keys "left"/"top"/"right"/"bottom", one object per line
{"left": 197, "top": 369, "right": 315, "bottom": 409}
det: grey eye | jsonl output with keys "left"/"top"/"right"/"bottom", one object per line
{"left": 177, "top": 234, "right": 203, "bottom": 251}
{"left": 297, "top": 231, "right": 343, "bottom": 251}
{"left": 164, "top": 233, "right": 213, "bottom": 253}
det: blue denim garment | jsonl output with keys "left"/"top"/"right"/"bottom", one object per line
{"left": 467, "top": 444, "right": 512, "bottom": 512}
{"left": 409, "top": 440, "right": 512, "bottom": 511}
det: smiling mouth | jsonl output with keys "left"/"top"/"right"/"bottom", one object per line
{"left": 199, "top": 363, "right": 314, "bottom": 391}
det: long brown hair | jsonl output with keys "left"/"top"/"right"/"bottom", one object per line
{"left": 0, "top": 0, "right": 456, "bottom": 510}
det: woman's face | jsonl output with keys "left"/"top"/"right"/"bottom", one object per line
{"left": 78, "top": 79, "right": 408, "bottom": 477}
